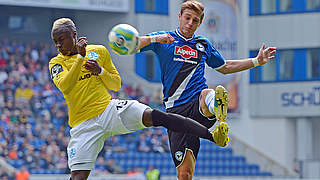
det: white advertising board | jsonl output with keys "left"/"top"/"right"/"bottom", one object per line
{"left": 0, "top": 0, "right": 129, "bottom": 12}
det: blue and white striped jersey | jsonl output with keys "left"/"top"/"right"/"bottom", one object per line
{"left": 140, "top": 29, "right": 225, "bottom": 109}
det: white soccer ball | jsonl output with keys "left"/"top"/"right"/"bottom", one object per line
{"left": 108, "top": 24, "right": 140, "bottom": 56}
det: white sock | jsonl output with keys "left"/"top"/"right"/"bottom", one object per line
{"left": 205, "top": 90, "right": 215, "bottom": 114}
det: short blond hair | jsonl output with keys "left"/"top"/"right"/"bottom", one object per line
{"left": 180, "top": 0, "right": 204, "bottom": 22}
{"left": 51, "top": 18, "right": 76, "bottom": 39}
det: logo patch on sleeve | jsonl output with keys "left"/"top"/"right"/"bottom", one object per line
{"left": 88, "top": 52, "right": 99, "bottom": 60}
{"left": 51, "top": 64, "right": 63, "bottom": 79}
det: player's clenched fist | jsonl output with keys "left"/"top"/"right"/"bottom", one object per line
{"left": 77, "top": 37, "right": 88, "bottom": 57}
{"left": 84, "top": 60, "right": 101, "bottom": 75}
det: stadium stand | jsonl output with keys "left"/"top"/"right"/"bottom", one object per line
{"left": 0, "top": 39, "right": 271, "bottom": 178}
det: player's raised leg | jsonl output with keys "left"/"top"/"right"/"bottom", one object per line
{"left": 142, "top": 108, "right": 215, "bottom": 142}
{"left": 200, "top": 85, "right": 229, "bottom": 147}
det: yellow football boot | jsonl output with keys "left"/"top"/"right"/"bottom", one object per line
{"left": 213, "top": 85, "right": 228, "bottom": 122}
{"left": 212, "top": 85, "right": 229, "bottom": 147}
{"left": 212, "top": 121, "right": 229, "bottom": 147}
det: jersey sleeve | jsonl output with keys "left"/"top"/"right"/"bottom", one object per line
{"left": 49, "top": 59, "right": 68, "bottom": 92}
{"left": 98, "top": 46, "right": 121, "bottom": 91}
{"left": 99, "top": 46, "right": 119, "bottom": 75}
{"left": 205, "top": 40, "right": 226, "bottom": 69}
{"left": 140, "top": 31, "right": 168, "bottom": 53}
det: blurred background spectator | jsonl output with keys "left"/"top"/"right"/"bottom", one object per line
{"left": 15, "top": 166, "right": 30, "bottom": 180}
{"left": 146, "top": 166, "right": 160, "bottom": 180}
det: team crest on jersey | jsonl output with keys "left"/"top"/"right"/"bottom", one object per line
{"left": 174, "top": 45, "right": 197, "bottom": 59}
{"left": 51, "top": 64, "right": 63, "bottom": 79}
{"left": 88, "top": 52, "right": 99, "bottom": 60}
{"left": 175, "top": 151, "right": 183, "bottom": 161}
{"left": 196, "top": 43, "right": 205, "bottom": 52}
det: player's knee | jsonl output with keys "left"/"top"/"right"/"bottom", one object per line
{"left": 200, "top": 89, "right": 214, "bottom": 102}
{"left": 200, "top": 89, "right": 215, "bottom": 117}
{"left": 177, "top": 168, "right": 193, "bottom": 180}
{"left": 142, "top": 108, "right": 153, "bottom": 127}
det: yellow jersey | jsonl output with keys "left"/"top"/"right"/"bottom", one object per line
{"left": 49, "top": 45, "right": 121, "bottom": 128}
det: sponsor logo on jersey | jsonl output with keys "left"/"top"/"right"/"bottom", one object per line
{"left": 79, "top": 73, "right": 98, "bottom": 81}
{"left": 51, "top": 64, "right": 63, "bottom": 79}
{"left": 174, "top": 45, "right": 197, "bottom": 59}
{"left": 88, "top": 52, "right": 99, "bottom": 60}
{"left": 173, "top": 58, "right": 198, "bottom": 64}
{"left": 175, "top": 151, "right": 183, "bottom": 161}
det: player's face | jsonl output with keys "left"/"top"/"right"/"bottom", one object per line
{"left": 52, "top": 30, "right": 76, "bottom": 56}
{"left": 179, "top": 9, "right": 202, "bottom": 38}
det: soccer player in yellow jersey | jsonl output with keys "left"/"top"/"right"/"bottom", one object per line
{"left": 49, "top": 18, "right": 227, "bottom": 180}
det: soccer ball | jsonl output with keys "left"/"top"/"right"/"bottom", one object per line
{"left": 108, "top": 24, "right": 140, "bottom": 56}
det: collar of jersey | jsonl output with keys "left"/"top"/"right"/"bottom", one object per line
{"left": 59, "top": 53, "right": 78, "bottom": 60}
{"left": 175, "top": 29, "right": 194, "bottom": 41}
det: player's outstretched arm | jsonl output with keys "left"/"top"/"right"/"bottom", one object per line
{"left": 138, "top": 33, "right": 175, "bottom": 50}
{"left": 216, "top": 43, "right": 277, "bottom": 74}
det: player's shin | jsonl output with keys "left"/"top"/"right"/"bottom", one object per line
{"left": 151, "top": 109, "right": 214, "bottom": 142}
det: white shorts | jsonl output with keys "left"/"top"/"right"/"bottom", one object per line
{"left": 67, "top": 99, "right": 149, "bottom": 171}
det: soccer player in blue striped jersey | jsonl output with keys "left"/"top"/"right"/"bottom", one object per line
{"left": 137, "top": 1, "right": 276, "bottom": 179}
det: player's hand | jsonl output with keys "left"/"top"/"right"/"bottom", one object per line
{"left": 84, "top": 60, "right": 101, "bottom": 75}
{"left": 256, "top": 43, "right": 277, "bottom": 65}
{"left": 155, "top": 34, "right": 175, "bottom": 44}
{"left": 77, "top": 37, "right": 88, "bottom": 57}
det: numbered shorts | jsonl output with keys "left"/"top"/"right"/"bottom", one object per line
{"left": 67, "top": 99, "right": 149, "bottom": 171}
{"left": 167, "top": 96, "right": 216, "bottom": 168}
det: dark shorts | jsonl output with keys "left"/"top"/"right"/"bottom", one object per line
{"left": 166, "top": 95, "right": 216, "bottom": 167}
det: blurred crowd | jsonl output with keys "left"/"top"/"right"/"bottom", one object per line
{"left": 0, "top": 38, "right": 168, "bottom": 178}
